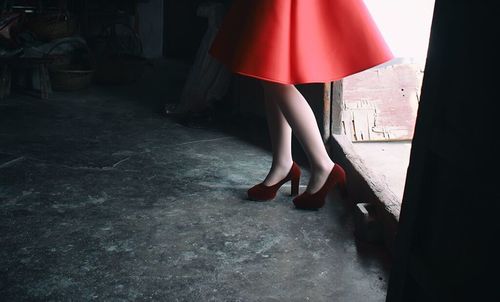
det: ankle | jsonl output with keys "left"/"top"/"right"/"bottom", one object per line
{"left": 272, "top": 158, "right": 294, "bottom": 170}
{"left": 311, "top": 160, "right": 334, "bottom": 174}
{"left": 263, "top": 159, "right": 294, "bottom": 186}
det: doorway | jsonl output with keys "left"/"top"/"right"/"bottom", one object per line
{"left": 331, "top": 0, "right": 435, "bottom": 214}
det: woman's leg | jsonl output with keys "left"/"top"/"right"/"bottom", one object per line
{"left": 261, "top": 81, "right": 334, "bottom": 194}
{"left": 261, "top": 84, "right": 294, "bottom": 186}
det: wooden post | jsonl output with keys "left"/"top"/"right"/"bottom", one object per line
{"left": 331, "top": 79, "right": 344, "bottom": 135}
{"left": 322, "top": 82, "right": 332, "bottom": 142}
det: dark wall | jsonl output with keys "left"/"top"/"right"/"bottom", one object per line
{"left": 163, "top": 0, "right": 231, "bottom": 62}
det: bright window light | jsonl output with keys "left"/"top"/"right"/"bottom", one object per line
{"left": 364, "top": 0, "right": 435, "bottom": 63}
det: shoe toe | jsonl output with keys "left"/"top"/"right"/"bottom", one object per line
{"left": 247, "top": 184, "right": 275, "bottom": 201}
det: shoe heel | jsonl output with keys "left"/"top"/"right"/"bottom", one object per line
{"left": 291, "top": 173, "right": 300, "bottom": 196}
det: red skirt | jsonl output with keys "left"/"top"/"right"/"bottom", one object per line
{"left": 209, "top": 0, "right": 394, "bottom": 84}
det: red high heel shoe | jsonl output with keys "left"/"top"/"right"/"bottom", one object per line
{"left": 293, "top": 163, "right": 347, "bottom": 210}
{"left": 247, "top": 162, "right": 301, "bottom": 201}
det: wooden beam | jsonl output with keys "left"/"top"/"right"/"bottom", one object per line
{"left": 322, "top": 82, "right": 331, "bottom": 142}
{"left": 331, "top": 79, "right": 344, "bottom": 135}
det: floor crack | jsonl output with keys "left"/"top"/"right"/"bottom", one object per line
{"left": 0, "top": 156, "right": 25, "bottom": 169}
{"left": 173, "top": 136, "right": 234, "bottom": 146}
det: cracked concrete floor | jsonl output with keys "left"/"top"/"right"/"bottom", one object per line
{"left": 0, "top": 60, "right": 389, "bottom": 301}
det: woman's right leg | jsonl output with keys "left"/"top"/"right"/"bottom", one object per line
{"left": 261, "top": 84, "right": 294, "bottom": 186}
{"left": 261, "top": 81, "right": 335, "bottom": 194}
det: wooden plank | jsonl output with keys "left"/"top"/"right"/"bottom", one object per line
{"left": 331, "top": 80, "right": 344, "bottom": 135}
{"left": 343, "top": 99, "right": 414, "bottom": 142}
{"left": 344, "top": 100, "right": 377, "bottom": 142}
{"left": 343, "top": 63, "right": 422, "bottom": 142}
{"left": 322, "top": 82, "right": 331, "bottom": 142}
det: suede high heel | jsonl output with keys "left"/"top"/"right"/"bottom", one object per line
{"left": 247, "top": 162, "right": 301, "bottom": 201}
{"left": 293, "top": 163, "right": 346, "bottom": 210}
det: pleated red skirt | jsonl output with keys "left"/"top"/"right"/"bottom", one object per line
{"left": 209, "top": 0, "right": 394, "bottom": 84}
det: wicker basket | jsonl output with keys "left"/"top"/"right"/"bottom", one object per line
{"left": 45, "top": 38, "right": 95, "bottom": 91}
{"left": 27, "top": 13, "right": 76, "bottom": 42}
{"left": 49, "top": 66, "right": 94, "bottom": 91}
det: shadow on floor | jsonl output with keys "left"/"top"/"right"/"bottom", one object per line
{"left": 0, "top": 58, "right": 391, "bottom": 301}
{"left": 124, "top": 56, "right": 394, "bottom": 277}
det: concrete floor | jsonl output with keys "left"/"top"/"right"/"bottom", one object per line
{"left": 0, "top": 60, "right": 389, "bottom": 301}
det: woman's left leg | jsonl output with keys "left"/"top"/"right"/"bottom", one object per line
{"left": 261, "top": 82, "right": 335, "bottom": 194}
{"left": 261, "top": 86, "right": 294, "bottom": 186}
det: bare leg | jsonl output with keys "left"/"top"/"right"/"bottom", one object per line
{"left": 262, "top": 81, "right": 334, "bottom": 193}
{"left": 261, "top": 85, "right": 294, "bottom": 186}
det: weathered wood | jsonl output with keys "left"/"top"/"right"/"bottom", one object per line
{"left": 345, "top": 100, "right": 376, "bottom": 141}
{"left": 322, "top": 82, "right": 331, "bottom": 142}
{"left": 344, "top": 99, "right": 414, "bottom": 142}
{"left": 343, "top": 63, "right": 421, "bottom": 142}
{"left": 330, "top": 79, "right": 344, "bottom": 135}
